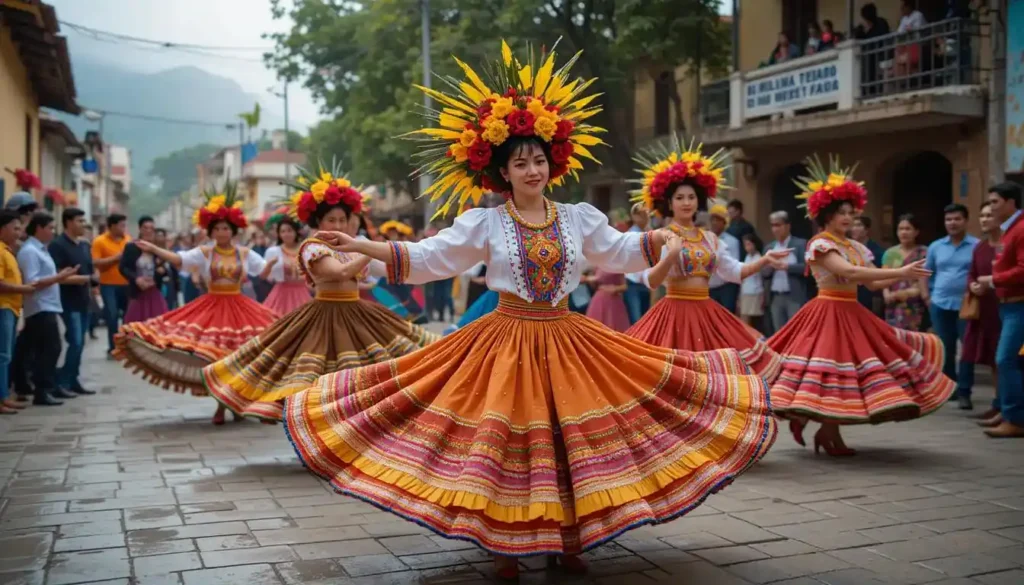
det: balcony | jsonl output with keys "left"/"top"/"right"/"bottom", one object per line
{"left": 699, "top": 17, "right": 983, "bottom": 147}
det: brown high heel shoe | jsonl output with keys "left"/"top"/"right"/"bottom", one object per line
{"left": 813, "top": 428, "right": 856, "bottom": 457}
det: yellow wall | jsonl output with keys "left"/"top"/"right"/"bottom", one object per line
{"left": 0, "top": 26, "right": 40, "bottom": 196}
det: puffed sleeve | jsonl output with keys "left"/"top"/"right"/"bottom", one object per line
{"left": 387, "top": 208, "right": 489, "bottom": 285}
{"left": 806, "top": 238, "right": 840, "bottom": 263}
{"left": 575, "top": 203, "right": 660, "bottom": 273}
{"left": 244, "top": 247, "right": 267, "bottom": 276}
{"left": 263, "top": 246, "right": 283, "bottom": 281}
{"left": 179, "top": 247, "right": 208, "bottom": 272}
{"left": 711, "top": 232, "right": 743, "bottom": 284}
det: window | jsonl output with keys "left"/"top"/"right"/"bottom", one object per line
{"left": 782, "top": 0, "right": 818, "bottom": 50}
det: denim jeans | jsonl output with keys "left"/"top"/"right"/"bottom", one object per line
{"left": 59, "top": 310, "right": 87, "bottom": 390}
{"left": 710, "top": 283, "right": 740, "bottom": 314}
{"left": 0, "top": 309, "right": 17, "bottom": 401}
{"left": 428, "top": 279, "right": 455, "bottom": 321}
{"left": 996, "top": 303, "right": 1024, "bottom": 426}
{"left": 100, "top": 284, "right": 129, "bottom": 353}
{"left": 929, "top": 305, "right": 966, "bottom": 384}
{"left": 624, "top": 281, "right": 651, "bottom": 324}
{"left": 956, "top": 360, "right": 1000, "bottom": 409}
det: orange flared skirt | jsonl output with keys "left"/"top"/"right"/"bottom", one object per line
{"left": 627, "top": 287, "right": 781, "bottom": 383}
{"left": 114, "top": 289, "right": 279, "bottom": 395}
{"left": 284, "top": 293, "right": 776, "bottom": 557}
{"left": 767, "top": 289, "right": 955, "bottom": 424}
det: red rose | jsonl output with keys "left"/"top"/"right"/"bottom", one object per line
{"left": 467, "top": 139, "right": 492, "bottom": 171}
{"left": 650, "top": 176, "right": 669, "bottom": 200}
{"left": 198, "top": 209, "right": 213, "bottom": 227}
{"left": 503, "top": 87, "right": 517, "bottom": 98}
{"left": 551, "top": 163, "right": 569, "bottom": 180}
{"left": 553, "top": 119, "right": 575, "bottom": 141}
{"left": 297, "top": 192, "right": 318, "bottom": 220}
{"left": 227, "top": 207, "right": 247, "bottom": 229}
{"left": 481, "top": 175, "right": 499, "bottom": 193}
{"left": 323, "top": 186, "right": 343, "bottom": 205}
{"left": 340, "top": 187, "right": 363, "bottom": 214}
{"left": 506, "top": 109, "right": 536, "bottom": 136}
{"left": 550, "top": 141, "right": 574, "bottom": 165}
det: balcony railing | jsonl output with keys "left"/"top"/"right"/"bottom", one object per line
{"left": 859, "top": 17, "right": 979, "bottom": 98}
{"left": 699, "top": 17, "right": 980, "bottom": 129}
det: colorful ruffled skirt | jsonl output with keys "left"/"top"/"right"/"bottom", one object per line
{"left": 114, "top": 286, "right": 279, "bottom": 395}
{"left": 627, "top": 287, "right": 781, "bottom": 382}
{"left": 124, "top": 288, "right": 169, "bottom": 324}
{"left": 767, "top": 289, "right": 955, "bottom": 424}
{"left": 284, "top": 293, "right": 776, "bottom": 557}
{"left": 263, "top": 281, "right": 312, "bottom": 315}
{"left": 205, "top": 290, "right": 439, "bottom": 421}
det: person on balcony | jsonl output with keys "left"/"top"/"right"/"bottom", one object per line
{"left": 767, "top": 31, "right": 801, "bottom": 65}
{"left": 821, "top": 19, "right": 843, "bottom": 49}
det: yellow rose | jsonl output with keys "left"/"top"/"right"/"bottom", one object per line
{"left": 334, "top": 178, "right": 351, "bottom": 189}
{"left": 827, "top": 173, "right": 845, "bottom": 187}
{"left": 481, "top": 118, "right": 510, "bottom": 145}
{"left": 320, "top": 171, "right": 333, "bottom": 183}
{"left": 459, "top": 128, "right": 478, "bottom": 148}
{"left": 491, "top": 97, "right": 515, "bottom": 119}
{"left": 207, "top": 195, "right": 227, "bottom": 212}
{"left": 681, "top": 152, "right": 700, "bottom": 164}
{"left": 527, "top": 98, "right": 557, "bottom": 121}
{"left": 290, "top": 191, "right": 305, "bottom": 207}
{"left": 808, "top": 181, "right": 824, "bottom": 192}
{"left": 310, "top": 180, "right": 329, "bottom": 202}
{"left": 533, "top": 116, "right": 557, "bottom": 141}
{"left": 449, "top": 142, "right": 469, "bottom": 162}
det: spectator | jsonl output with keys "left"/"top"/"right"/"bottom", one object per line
{"left": 248, "top": 230, "right": 272, "bottom": 302}
{"left": 708, "top": 203, "right": 742, "bottom": 314}
{"left": 120, "top": 216, "right": 175, "bottom": 325}
{"left": 897, "top": 0, "right": 927, "bottom": 32}
{"left": 154, "top": 228, "right": 178, "bottom": 310}
{"left": 855, "top": 3, "right": 892, "bottom": 39}
{"left": 768, "top": 31, "right": 801, "bottom": 65}
{"left": 2, "top": 191, "right": 38, "bottom": 253}
{"left": 881, "top": 214, "right": 929, "bottom": 331}
{"left": 725, "top": 199, "right": 755, "bottom": 241}
{"left": 851, "top": 215, "right": 885, "bottom": 314}
{"left": 763, "top": 210, "right": 808, "bottom": 333}
{"left": 820, "top": 19, "right": 842, "bottom": 49}
{"left": 958, "top": 202, "right": 1002, "bottom": 413}
{"left": 739, "top": 233, "right": 766, "bottom": 329}
{"left": 895, "top": 0, "right": 928, "bottom": 80}
{"left": 92, "top": 213, "right": 131, "bottom": 357}
{"left": 14, "top": 213, "right": 77, "bottom": 406}
{"left": 926, "top": 203, "right": 978, "bottom": 389}
{"left": 806, "top": 22, "right": 824, "bottom": 55}
{"left": 48, "top": 208, "right": 97, "bottom": 396}
{"left": 856, "top": 3, "right": 893, "bottom": 96}
{"left": 624, "top": 203, "right": 653, "bottom": 324}
{"left": 976, "top": 183, "right": 1024, "bottom": 438}
{"left": 0, "top": 211, "right": 36, "bottom": 414}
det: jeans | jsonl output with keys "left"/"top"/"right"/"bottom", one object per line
{"left": 996, "top": 303, "right": 1024, "bottom": 426}
{"left": 769, "top": 292, "right": 803, "bottom": 334}
{"left": 428, "top": 279, "right": 455, "bottom": 321}
{"left": 13, "top": 312, "right": 61, "bottom": 399}
{"left": 58, "top": 310, "right": 87, "bottom": 390}
{"left": 929, "top": 305, "right": 966, "bottom": 384}
{"left": 624, "top": 281, "right": 651, "bottom": 324}
{"left": 956, "top": 361, "right": 1000, "bottom": 409}
{"left": 0, "top": 309, "right": 17, "bottom": 400}
{"left": 162, "top": 283, "right": 178, "bottom": 310}
{"left": 710, "top": 283, "right": 740, "bottom": 314}
{"left": 100, "top": 284, "right": 129, "bottom": 353}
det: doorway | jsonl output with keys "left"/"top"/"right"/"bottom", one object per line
{"left": 771, "top": 163, "right": 814, "bottom": 239}
{"left": 891, "top": 151, "right": 953, "bottom": 245}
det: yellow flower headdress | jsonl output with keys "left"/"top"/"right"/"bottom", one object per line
{"left": 794, "top": 155, "right": 867, "bottom": 219}
{"left": 279, "top": 158, "right": 366, "bottom": 224}
{"left": 405, "top": 38, "right": 608, "bottom": 219}
{"left": 379, "top": 220, "right": 414, "bottom": 237}
{"left": 630, "top": 135, "right": 729, "bottom": 215}
{"left": 192, "top": 179, "right": 247, "bottom": 229}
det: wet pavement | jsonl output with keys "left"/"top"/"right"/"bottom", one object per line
{"left": 0, "top": 331, "right": 1022, "bottom": 584}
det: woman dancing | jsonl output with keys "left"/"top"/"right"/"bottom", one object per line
{"left": 262, "top": 214, "right": 312, "bottom": 315}
{"left": 115, "top": 182, "right": 279, "bottom": 425}
{"left": 768, "top": 156, "right": 955, "bottom": 455}
{"left": 283, "top": 40, "right": 776, "bottom": 580}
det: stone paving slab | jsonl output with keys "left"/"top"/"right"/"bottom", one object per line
{"left": 1, "top": 335, "right": 1022, "bottom": 584}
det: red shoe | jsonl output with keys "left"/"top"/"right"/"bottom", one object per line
{"left": 211, "top": 411, "right": 225, "bottom": 426}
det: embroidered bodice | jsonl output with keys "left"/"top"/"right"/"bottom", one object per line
{"left": 385, "top": 201, "right": 660, "bottom": 305}
{"left": 642, "top": 224, "right": 741, "bottom": 288}
{"left": 210, "top": 247, "right": 244, "bottom": 285}
{"left": 806, "top": 233, "right": 874, "bottom": 288}
{"left": 179, "top": 244, "right": 266, "bottom": 288}
{"left": 298, "top": 237, "right": 375, "bottom": 286}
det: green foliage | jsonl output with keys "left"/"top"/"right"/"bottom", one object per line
{"left": 256, "top": 130, "right": 306, "bottom": 152}
{"left": 148, "top": 143, "right": 221, "bottom": 199}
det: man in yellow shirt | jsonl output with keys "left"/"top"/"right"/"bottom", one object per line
{"left": 92, "top": 214, "right": 131, "bottom": 356}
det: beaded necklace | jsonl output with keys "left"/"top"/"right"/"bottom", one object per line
{"left": 505, "top": 198, "right": 556, "bottom": 230}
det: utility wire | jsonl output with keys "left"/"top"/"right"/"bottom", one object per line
{"left": 81, "top": 108, "right": 241, "bottom": 128}
{"left": 59, "top": 20, "right": 273, "bottom": 52}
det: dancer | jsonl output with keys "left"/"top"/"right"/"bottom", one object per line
{"left": 204, "top": 164, "right": 438, "bottom": 422}
{"left": 283, "top": 40, "right": 776, "bottom": 579}
{"left": 626, "top": 137, "right": 790, "bottom": 381}
{"left": 585, "top": 269, "right": 631, "bottom": 331}
{"left": 114, "top": 182, "right": 280, "bottom": 425}
{"left": 768, "top": 156, "right": 955, "bottom": 455}
{"left": 262, "top": 214, "right": 312, "bottom": 315}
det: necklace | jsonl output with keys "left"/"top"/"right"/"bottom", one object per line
{"left": 669, "top": 222, "right": 704, "bottom": 242}
{"left": 213, "top": 245, "right": 235, "bottom": 256}
{"left": 506, "top": 198, "right": 556, "bottom": 230}
{"left": 820, "top": 231, "right": 865, "bottom": 266}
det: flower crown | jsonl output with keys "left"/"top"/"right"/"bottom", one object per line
{"left": 281, "top": 159, "right": 365, "bottom": 224}
{"left": 794, "top": 155, "right": 867, "bottom": 219}
{"left": 405, "top": 38, "right": 607, "bottom": 218}
{"left": 379, "top": 220, "right": 414, "bottom": 237}
{"left": 630, "top": 135, "right": 728, "bottom": 214}
{"left": 192, "top": 180, "right": 247, "bottom": 230}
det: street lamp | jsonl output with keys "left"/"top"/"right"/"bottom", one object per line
{"left": 268, "top": 82, "right": 291, "bottom": 182}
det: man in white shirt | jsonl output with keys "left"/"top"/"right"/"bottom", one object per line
{"left": 762, "top": 211, "right": 808, "bottom": 333}
{"left": 897, "top": 0, "right": 927, "bottom": 32}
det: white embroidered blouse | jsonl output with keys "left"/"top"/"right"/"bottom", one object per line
{"left": 178, "top": 245, "right": 267, "bottom": 288}
{"left": 386, "top": 202, "right": 659, "bottom": 305}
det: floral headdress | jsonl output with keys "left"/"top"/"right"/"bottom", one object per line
{"left": 192, "top": 180, "right": 247, "bottom": 230}
{"left": 794, "top": 155, "right": 867, "bottom": 219}
{"left": 379, "top": 220, "right": 414, "bottom": 237}
{"left": 630, "top": 135, "right": 729, "bottom": 214}
{"left": 405, "top": 38, "right": 607, "bottom": 218}
{"left": 281, "top": 159, "right": 364, "bottom": 224}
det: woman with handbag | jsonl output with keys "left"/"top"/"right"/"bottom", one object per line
{"left": 880, "top": 214, "right": 929, "bottom": 331}
{"left": 958, "top": 202, "right": 1003, "bottom": 414}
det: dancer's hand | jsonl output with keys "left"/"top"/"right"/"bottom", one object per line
{"left": 315, "top": 231, "right": 345, "bottom": 247}
{"left": 135, "top": 240, "right": 157, "bottom": 254}
{"left": 665, "top": 233, "right": 683, "bottom": 256}
{"left": 321, "top": 232, "right": 359, "bottom": 252}
{"left": 900, "top": 259, "right": 931, "bottom": 279}
{"left": 765, "top": 248, "right": 793, "bottom": 265}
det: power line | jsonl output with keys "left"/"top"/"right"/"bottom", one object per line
{"left": 59, "top": 20, "right": 274, "bottom": 52}
{"left": 82, "top": 108, "right": 241, "bottom": 128}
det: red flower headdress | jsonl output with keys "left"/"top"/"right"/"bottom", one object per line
{"left": 281, "top": 159, "right": 364, "bottom": 224}
{"left": 192, "top": 179, "right": 248, "bottom": 230}
{"left": 794, "top": 155, "right": 867, "bottom": 219}
{"left": 630, "top": 135, "right": 729, "bottom": 214}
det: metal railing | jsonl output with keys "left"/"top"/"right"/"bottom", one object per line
{"left": 859, "top": 17, "right": 979, "bottom": 99}
{"left": 700, "top": 78, "right": 731, "bottom": 128}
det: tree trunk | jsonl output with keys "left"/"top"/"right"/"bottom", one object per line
{"left": 667, "top": 70, "right": 688, "bottom": 135}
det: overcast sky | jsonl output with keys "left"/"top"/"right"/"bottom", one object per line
{"left": 49, "top": 0, "right": 320, "bottom": 131}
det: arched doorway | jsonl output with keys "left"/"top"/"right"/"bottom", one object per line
{"left": 771, "top": 163, "right": 814, "bottom": 240}
{"left": 891, "top": 151, "right": 953, "bottom": 246}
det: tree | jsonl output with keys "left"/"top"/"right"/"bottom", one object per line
{"left": 148, "top": 143, "right": 221, "bottom": 199}
{"left": 238, "top": 103, "right": 261, "bottom": 143}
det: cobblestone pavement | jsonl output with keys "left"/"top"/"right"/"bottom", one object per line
{"left": 1, "top": 333, "right": 1022, "bottom": 585}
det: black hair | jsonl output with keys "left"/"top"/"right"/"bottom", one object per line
{"left": 485, "top": 135, "right": 554, "bottom": 194}
{"left": 138, "top": 215, "right": 155, "bottom": 228}
{"left": 206, "top": 219, "right": 239, "bottom": 237}
{"left": 16, "top": 202, "right": 37, "bottom": 216}
{"left": 896, "top": 213, "right": 921, "bottom": 230}
{"left": 855, "top": 215, "right": 872, "bottom": 229}
{"left": 727, "top": 199, "right": 744, "bottom": 213}
{"left": 808, "top": 22, "right": 821, "bottom": 34}
{"left": 742, "top": 232, "right": 764, "bottom": 252}
{"left": 107, "top": 213, "right": 127, "bottom": 226}
{"left": 307, "top": 200, "right": 356, "bottom": 229}
{"left": 0, "top": 210, "right": 20, "bottom": 230}
{"left": 61, "top": 207, "right": 85, "bottom": 227}
{"left": 26, "top": 212, "right": 54, "bottom": 237}
{"left": 989, "top": 182, "right": 1022, "bottom": 208}
{"left": 943, "top": 203, "right": 969, "bottom": 219}
{"left": 653, "top": 179, "right": 710, "bottom": 219}
{"left": 814, "top": 199, "right": 853, "bottom": 227}
{"left": 276, "top": 217, "right": 303, "bottom": 245}
{"left": 822, "top": 19, "right": 834, "bottom": 30}
{"left": 861, "top": 3, "right": 878, "bottom": 21}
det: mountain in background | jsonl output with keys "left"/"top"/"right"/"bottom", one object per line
{"left": 53, "top": 56, "right": 286, "bottom": 183}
